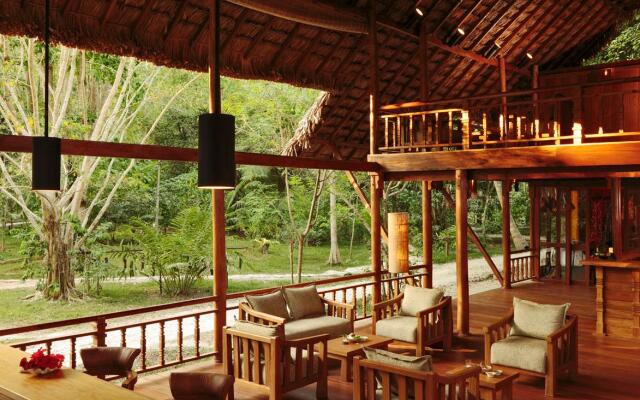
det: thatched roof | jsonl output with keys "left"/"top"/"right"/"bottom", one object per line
{"left": 1, "top": 0, "right": 638, "bottom": 161}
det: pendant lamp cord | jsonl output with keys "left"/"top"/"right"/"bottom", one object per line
{"left": 44, "top": 0, "right": 50, "bottom": 138}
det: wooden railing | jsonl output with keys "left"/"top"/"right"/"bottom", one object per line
{"left": 0, "top": 265, "right": 429, "bottom": 377}
{"left": 510, "top": 250, "right": 536, "bottom": 284}
{"left": 379, "top": 76, "right": 640, "bottom": 154}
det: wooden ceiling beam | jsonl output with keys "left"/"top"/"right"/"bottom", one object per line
{"left": 433, "top": 0, "right": 463, "bottom": 34}
{"left": 0, "top": 135, "right": 380, "bottom": 172}
{"left": 468, "top": 0, "right": 512, "bottom": 49}
{"left": 495, "top": 1, "right": 546, "bottom": 59}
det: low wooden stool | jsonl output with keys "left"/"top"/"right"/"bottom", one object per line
{"left": 479, "top": 371, "right": 519, "bottom": 400}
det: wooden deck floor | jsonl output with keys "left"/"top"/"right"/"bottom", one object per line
{"left": 136, "top": 281, "right": 640, "bottom": 400}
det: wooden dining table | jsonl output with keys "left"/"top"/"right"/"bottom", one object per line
{"left": 0, "top": 344, "right": 152, "bottom": 400}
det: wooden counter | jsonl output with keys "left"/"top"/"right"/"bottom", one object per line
{"left": 582, "top": 259, "right": 640, "bottom": 338}
{"left": 0, "top": 345, "right": 150, "bottom": 400}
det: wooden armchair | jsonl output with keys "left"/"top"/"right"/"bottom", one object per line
{"left": 80, "top": 347, "right": 140, "bottom": 390}
{"left": 483, "top": 310, "right": 578, "bottom": 397}
{"left": 372, "top": 294, "right": 453, "bottom": 355}
{"left": 223, "top": 325, "right": 328, "bottom": 400}
{"left": 353, "top": 356, "right": 481, "bottom": 400}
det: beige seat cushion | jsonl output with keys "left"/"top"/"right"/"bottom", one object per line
{"left": 245, "top": 289, "right": 290, "bottom": 320}
{"left": 491, "top": 335, "right": 547, "bottom": 374}
{"left": 510, "top": 297, "right": 570, "bottom": 339}
{"left": 284, "top": 315, "right": 351, "bottom": 340}
{"left": 283, "top": 285, "right": 325, "bottom": 320}
{"left": 400, "top": 286, "right": 444, "bottom": 316}
{"left": 375, "top": 316, "right": 417, "bottom": 343}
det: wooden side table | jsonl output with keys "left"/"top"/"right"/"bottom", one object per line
{"left": 479, "top": 371, "right": 519, "bottom": 400}
{"left": 326, "top": 334, "right": 393, "bottom": 381}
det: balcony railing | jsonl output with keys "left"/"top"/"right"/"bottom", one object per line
{"left": 0, "top": 265, "right": 428, "bottom": 378}
{"left": 379, "top": 76, "right": 640, "bottom": 154}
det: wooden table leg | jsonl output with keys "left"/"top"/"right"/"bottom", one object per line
{"left": 339, "top": 356, "right": 351, "bottom": 382}
{"left": 501, "top": 381, "right": 513, "bottom": 400}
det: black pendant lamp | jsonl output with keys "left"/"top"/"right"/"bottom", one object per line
{"left": 197, "top": 0, "right": 235, "bottom": 190}
{"left": 32, "top": 0, "right": 61, "bottom": 191}
{"left": 197, "top": 113, "right": 235, "bottom": 189}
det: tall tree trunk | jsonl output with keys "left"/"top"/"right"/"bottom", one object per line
{"left": 289, "top": 240, "right": 295, "bottom": 284}
{"left": 297, "top": 235, "right": 305, "bottom": 283}
{"left": 154, "top": 165, "right": 161, "bottom": 231}
{"left": 349, "top": 211, "right": 356, "bottom": 259}
{"left": 327, "top": 174, "right": 341, "bottom": 265}
{"left": 41, "top": 202, "right": 74, "bottom": 300}
{"left": 494, "top": 181, "right": 527, "bottom": 249}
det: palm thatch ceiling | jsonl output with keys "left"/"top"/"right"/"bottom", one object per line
{"left": 1, "top": 0, "right": 638, "bottom": 161}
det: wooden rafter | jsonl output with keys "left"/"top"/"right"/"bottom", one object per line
{"left": 164, "top": 0, "right": 190, "bottom": 42}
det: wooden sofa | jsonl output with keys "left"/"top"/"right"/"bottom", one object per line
{"left": 223, "top": 323, "right": 328, "bottom": 400}
{"left": 483, "top": 310, "right": 578, "bottom": 397}
{"left": 372, "top": 294, "right": 453, "bottom": 355}
{"left": 353, "top": 355, "right": 481, "bottom": 400}
{"left": 238, "top": 286, "right": 355, "bottom": 340}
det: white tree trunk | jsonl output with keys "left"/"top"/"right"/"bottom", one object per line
{"left": 494, "top": 181, "right": 527, "bottom": 249}
{"left": 327, "top": 173, "right": 341, "bottom": 265}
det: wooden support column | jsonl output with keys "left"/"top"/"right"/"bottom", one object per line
{"left": 502, "top": 180, "right": 512, "bottom": 289}
{"left": 419, "top": 18, "right": 432, "bottom": 289}
{"left": 455, "top": 170, "right": 469, "bottom": 335}
{"left": 565, "top": 189, "right": 573, "bottom": 285}
{"left": 584, "top": 190, "right": 592, "bottom": 286}
{"left": 530, "top": 185, "right": 541, "bottom": 280}
{"left": 208, "top": 0, "right": 226, "bottom": 364}
{"left": 368, "top": 0, "right": 379, "bottom": 156}
{"left": 612, "top": 178, "right": 623, "bottom": 257}
{"left": 499, "top": 56, "right": 508, "bottom": 140}
{"left": 371, "top": 173, "right": 383, "bottom": 304}
{"left": 422, "top": 181, "right": 433, "bottom": 288}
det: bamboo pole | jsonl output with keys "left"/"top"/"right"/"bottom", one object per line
{"left": 208, "top": 0, "right": 227, "bottom": 363}
{"left": 456, "top": 170, "right": 469, "bottom": 335}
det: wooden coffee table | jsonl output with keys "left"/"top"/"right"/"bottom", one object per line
{"left": 479, "top": 371, "right": 520, "bottom": 400}
{"left": 326, "top": 334, "right": 393, "bottom": 381}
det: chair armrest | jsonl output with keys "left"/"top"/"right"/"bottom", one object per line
{"left": 547, "top": 314, "right": 578, "bottom": 343}
{"left": 482, "top": 310, "right": 514, "bottom": 365}
{"left": 321, "top": 297, "right": 355, "bottom": 321}
{"left": 373, "top": 294, "right": 403, "bottom": 316}
{"left": 238, "top": 302, "right": 286, "bottom": 325}
{"left": 437, "top": 365, "right": 482, "bottom": 384}
{"left": 286, "top": 333, "right": 330, "bottom": 348}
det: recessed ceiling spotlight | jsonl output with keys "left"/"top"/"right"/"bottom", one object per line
{"left": 416, "top": 7, "right": 424, "bottom": 16}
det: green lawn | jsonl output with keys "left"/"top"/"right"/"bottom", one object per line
{"left": 0, "top": 235, "right": 27, "bottom": 279}
{"left": 0, "top": 278, "right": 294, "bottom": 328}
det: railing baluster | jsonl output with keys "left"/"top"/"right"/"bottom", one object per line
{"left": 194, "top": 315, "right": 201, "bottom": 358}
{"left": 140, "top": 324, "right": 147, "bottom": 370}
{"left": 70, "top": 338, "right": 76, "bottom": 369}
{"left": 120, "top": 327, "right": 126, "bottom": 347}
{"left": 159, "top": 321, "right": 165, "bottom": 366}
{"left": 177, "top": 317, "right": 184, "bottom": 362}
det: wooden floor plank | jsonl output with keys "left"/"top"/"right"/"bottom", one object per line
{"left": 136, "top": 281, "right": 640, "bottom": 399}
